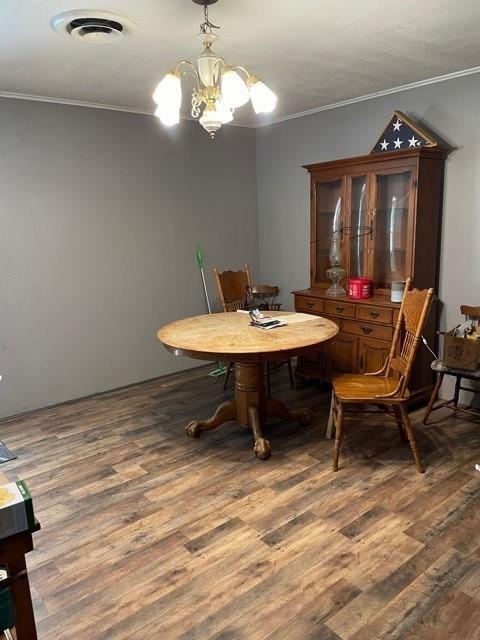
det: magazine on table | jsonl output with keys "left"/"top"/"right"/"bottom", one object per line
{"left": 248, "top": 308, "right": 286, "bottom": 330}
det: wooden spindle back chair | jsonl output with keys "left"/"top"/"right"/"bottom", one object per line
{"left": 374, "top": 280, "right": 435, "bottom": 397}
{"left": 246, "top": 285, "right": 281, "bottom": 311}
{"left": 460, "top": 305, "right": 480, "bottom": 320}
{"left": 329, "top": 278, "right": 434, "bottom": 474}
{"left": 214, "top": 265, "right": 252, "bottom": 312}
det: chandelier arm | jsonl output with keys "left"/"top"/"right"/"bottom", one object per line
{"left": 222, "top": 64, "right": 251, "bottom": 80}
{"left": 213, "top": 57, "right": 226, "bottom": 85}
{"left": 173, "top": 60, "right": 201, "bottom": 90}
{"left": 174, "top": 60, "right": 199, "bottom": 79}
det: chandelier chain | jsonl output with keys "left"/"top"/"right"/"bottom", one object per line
{"left": 200, "top": 2, "right": 220, "bottom": 34}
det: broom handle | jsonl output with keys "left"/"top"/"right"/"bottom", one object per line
{"left": 200, "top": 267, "right": 211, "bottom": 314}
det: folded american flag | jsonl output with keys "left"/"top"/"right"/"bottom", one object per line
{"left": 371, "top": 110, "right": 438, "bottom": 154}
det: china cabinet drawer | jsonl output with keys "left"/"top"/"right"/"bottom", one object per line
{"left": 324, "top": 300, "right": 356, "bottom": 319}
{"left": 342, "top": 320, "right": 393, "bottom": 341}
{"left": 357, "top": 305, "right": 393, "bottom": 325}
{"left": 295, "top": 296, "right": 324, "bottom": 314}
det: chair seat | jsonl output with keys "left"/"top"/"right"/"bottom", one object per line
{"left": 332, "top": 373, "right": 407, "bottom": 401}
{"left": 430, "top": 359, "right": 480, "bottom": 378}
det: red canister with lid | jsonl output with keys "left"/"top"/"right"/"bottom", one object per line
{"left": 348, "top": 277, "right": 372, "bottom": 299}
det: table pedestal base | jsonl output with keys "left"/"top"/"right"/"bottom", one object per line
{"left": 185, "top": 362, "right": 313, "bottom": 459}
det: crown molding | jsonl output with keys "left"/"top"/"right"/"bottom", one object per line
{"left": 0, "top": 64, "right": 479, "bottom": 129}
{"left": 253, "top": 65, "right": 480, "bottom": 128}
{"left": 0, "top": 90, "right": 253, "bottom": 128}
{"left": 0, "top": 90, "right": 154, "bottom": 115}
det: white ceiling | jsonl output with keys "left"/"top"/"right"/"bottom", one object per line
{"left": 1, "top": 0, "right": 480, "bottom": 127}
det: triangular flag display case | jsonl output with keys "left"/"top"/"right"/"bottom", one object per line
{"left": 371, "top": 110, "right": 440, "bottom": 154}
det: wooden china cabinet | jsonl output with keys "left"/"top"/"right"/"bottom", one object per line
{"left": 293, "top": 147, "right": 447, "bottom": 401}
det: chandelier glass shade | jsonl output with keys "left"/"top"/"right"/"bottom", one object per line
{"left": 152, "top": 1, "right": 277, "bottom": 138}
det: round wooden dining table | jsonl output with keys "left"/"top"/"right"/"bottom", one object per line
{"left": 157, "top": 311, "right": 338, "bottom": 460}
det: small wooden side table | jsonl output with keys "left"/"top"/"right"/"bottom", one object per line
{"left": 0, "top": 522, "right": 40, "bottom": 640}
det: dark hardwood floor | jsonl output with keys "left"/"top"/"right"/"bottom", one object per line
{"left": 1, "top": 366, "right": 479, "bottom": 639}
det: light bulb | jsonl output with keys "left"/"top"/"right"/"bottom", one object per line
{"left": 152, "top": 73, "right": 182, "bottom": 109}
{"left": 221, "top": 69, "right": 250, "bottom": 109}
{"left": 154, "top": 104, "right": 180, "bottom": 127}
{"left": 248, "top": 78, "right": 277, "bottom": 114}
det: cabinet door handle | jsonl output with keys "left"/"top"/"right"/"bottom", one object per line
{"left": 361, "top": 325, "right": 373, "bottom": 335}
{"left": 306, "top": 301, "right": 314, "bottom": 308}
{"left": 369, "top": 311, "right": 380, "bottom": 319}
{"left": 335, "top": 306, "right": 344, "bottom": 313}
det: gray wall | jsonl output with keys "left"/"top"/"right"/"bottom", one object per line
{"left": 256, "top": 74, "right": 480, "bottom": 398}
{"left": 0, "top": 99, "right": 258, "bottom": 418}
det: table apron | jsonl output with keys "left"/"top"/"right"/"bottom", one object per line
{"left": 162, "top": 340, "right": 335, "bottom": 363}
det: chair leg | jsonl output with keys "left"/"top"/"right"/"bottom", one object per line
{"left": 453, "top": 375, "right": 461, "bottom": 408}
{"left": 393, "top": 406, "right": 408, "bottom": 444}
{"left": 223, "top": 362, "right": 233, "bottom": 390}
{"left": 333, "top": 398, "right": 344, "bottom": 472}
{"left": 399, "top": 404, "right": 424, "bottom": 473}
{"left": 423, "top": 372, "right": 444, "bottom": 425}
{"left": 326, "top": 393, "right": 335, "bottom": 439}
{"left": 287, "top": 358, "right": 294, "bottom": 387}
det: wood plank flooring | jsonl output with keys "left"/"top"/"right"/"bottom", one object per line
{"left": 0, "top": 366, "right": 479, "bottom": 639}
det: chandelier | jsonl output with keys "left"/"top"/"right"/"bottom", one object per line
{"left": 152, "top": 0, "right": 278, "bottom": 138}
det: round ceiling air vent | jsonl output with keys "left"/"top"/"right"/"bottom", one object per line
{"left": 67, "top": 17, "right": 124, "bottom": 42}
{"left": 51, "top": 10, "right": 137, "bottom": 43}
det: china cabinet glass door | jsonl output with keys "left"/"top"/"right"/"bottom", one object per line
{"left": 314, "top": 178, "right": 344, "bottom": 284}
{"left": 371, "top": 170, "right": 413, "bottom": 290}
